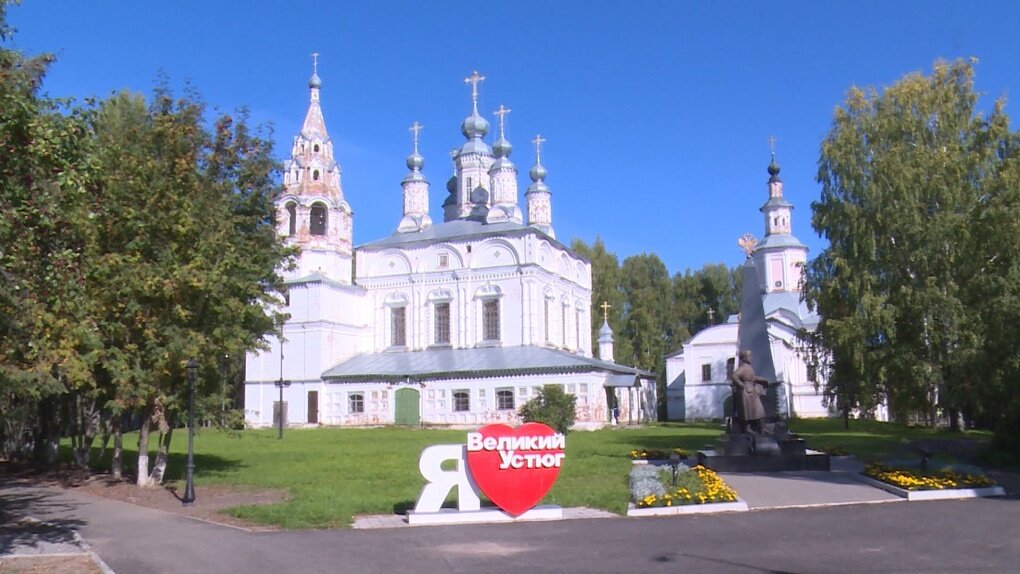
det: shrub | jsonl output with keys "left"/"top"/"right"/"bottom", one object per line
{"left": 629, "top": 465, "right": 666, "bottom": 501}
{"left": 519, "top": 384, "right": 577, "bottom": 434}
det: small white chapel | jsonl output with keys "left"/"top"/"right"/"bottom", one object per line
{"left": 664, "top": 156, "right": 834, "bottom": 421}
{"left": 244, "top": 62, "right": 656, "bottom": 429}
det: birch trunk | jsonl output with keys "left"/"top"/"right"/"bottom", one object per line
{"left": 136, "top": 405, "right": 153, "bottom": 487}
{"left": 71, "top": 393, "right": 101, "bottom": 469}
{"left": 147, "top": 428, "right": 174, "bottom": 485}
{"left": 111, "top": 415, "right": 123, "bottom": 480}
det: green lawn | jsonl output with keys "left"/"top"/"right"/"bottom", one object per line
{"left": 73, "top": 419, "right": 991, "bottom": 528}
{"left": 791, "top": 418, "right": 992, "bottom": 463}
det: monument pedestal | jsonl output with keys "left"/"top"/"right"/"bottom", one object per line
{"left": 703, "top": 257, "right": 831, "bottom": 473}
{"left": 698, "top": 431, "right": 830, "bottom": 472}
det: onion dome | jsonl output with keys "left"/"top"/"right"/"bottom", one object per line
{"left": 442, "top": 187, "right": 457, "bottom": 207}
{"left": 461, "top": 109, "right": 490, "bottom": 139}
{"left": 493, "top": 135, "right": 512, "bottom": 159}
{"left": 403, "top": 121, "right": 426, "bottom": 183}
{"left": 309, "top": 71, "right": 322, "bottom": 89}
{"left": 598, "top": 318, "right": 614, "bottom": 339}
{"left": 529, "top": 161, "right": 548, "bottom": 183}
{"left": 406, "top": 151, "right": 424, "bottom": 171}
{"left": 490, "top": 135, "right": 514, "bottom": 171}
{"left": 768, "top": 152, "right": 781, "bottom": 182}
{"left": 526, "top": 134, "right": 550, "bottom": 194}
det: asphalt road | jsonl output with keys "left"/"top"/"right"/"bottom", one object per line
{"left": 4, "top": 482, "right": 1019, "bottom": 574}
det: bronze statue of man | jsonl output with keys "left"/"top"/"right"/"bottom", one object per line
{"left": 730, "top": 350, "right": 770, "bottom": 434}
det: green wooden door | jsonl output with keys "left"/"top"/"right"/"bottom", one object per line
{"left": 395, "top": 388, "right": 420, "bottom": 426}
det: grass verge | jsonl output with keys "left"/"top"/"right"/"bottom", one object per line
{"left": 61, "top": 419, "right": 993, "bottom": 528}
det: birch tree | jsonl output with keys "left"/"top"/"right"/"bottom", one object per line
{"left": 806, "top": 59, "right": 1017, "bottom": 432}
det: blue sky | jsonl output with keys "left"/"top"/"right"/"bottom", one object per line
{"left": 9, "top": 1, "right": 1020, "bottom": 274}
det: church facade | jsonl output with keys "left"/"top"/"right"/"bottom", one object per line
{"left": 244, "top": 65, "right": 655, "bottom": 429}
{"left": 665, "top": 158, "right": 834, "bottom": 421}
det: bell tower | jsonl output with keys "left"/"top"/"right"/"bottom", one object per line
{"left": 752, "top": 140, "right": 807, "bottom": 294}
{"left": 278, "top": 53, "right": 354, "bottom": 283}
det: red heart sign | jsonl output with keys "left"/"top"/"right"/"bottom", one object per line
{"left": 465, "top": 422, "right": 566, "bottom": 516}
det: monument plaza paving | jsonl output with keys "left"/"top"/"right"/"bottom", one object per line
{"left": 3, "top": 472, "right": 1018, "bottom": 574}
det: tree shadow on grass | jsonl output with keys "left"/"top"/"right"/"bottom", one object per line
{"left": 57, "top": 444, "right": 245, "bottom": 482}
{"left": 601, "top": 426, "right": 722, "bottom": 454}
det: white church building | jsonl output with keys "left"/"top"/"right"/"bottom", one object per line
{"left": 244, "top": 65, "right": 655, "bottom": 429}
{"left": 665, "top": 158, "right": 834, "bottom": 421}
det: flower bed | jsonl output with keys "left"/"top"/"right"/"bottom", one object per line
{"left": 630, "top": 463, "right": 738, "bottom": 507}
{"left": 860, "top": 463, "right": 1005, "bottom": 501}
{"left": 863, "top": 463, "right": 996, "bottom": 490}
{"left": 629, "top": 448, "right": 688, "bottom": 461}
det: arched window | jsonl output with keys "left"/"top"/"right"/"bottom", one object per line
{"left": 310, "top": 204, "right": 328, "bottom": 236}
{"left": 391, "top": 306, "right": 407, "bottom": 347}
{"left": 483, "top": 299, "right": 500, "bottom": 341}
{"left": 313, "top": 143, "right": 320, "bottom": 153}
{"left": 313, "top": 170, "right": 320, "bottom": 181}
{"left": 286, "top": 202, "right": 297, "bottom": 235}
{"left": 434, "top": 302, "right": 451, "bottom": 344}
{"left": 453, "top": 390, "right": 469, "bottom": 412}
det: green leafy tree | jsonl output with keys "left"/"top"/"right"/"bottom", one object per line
{"left": 519, "top": 385, "right": 577, "bottom": 434}
{"left": 0, "top": 1, "right": 100, "bottom": 464}
{"left": 671, "top": 263, "right": 741, "bottom": 345}
{"left": 619, "top": 253, "right": 673, "bottom": 419}
{"left": 86, "top": 88, "right": 292, "bottom": 485}
{"left": 571, "top": 237, "right": 632, "bottom": 364}
{"left": 806, "top": 59, "right": 1017, "bottom": 433}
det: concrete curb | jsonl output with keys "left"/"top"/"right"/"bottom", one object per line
{"left": 71, "top": 528, "right": 117, "bottom": 574}
{"left": 626, "top": 498, "right": 749, "bottom": 517}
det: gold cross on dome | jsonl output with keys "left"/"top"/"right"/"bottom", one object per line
{"left": 312, "top": 52, "right": 319, "bottom": 74}
{"left": 707, "top": 307, "right": 715, "bottom": 322}
{"left": 464, "top": 70, "right": 486, "bottom": 105}
{"left": 532, "top": 134, "right": 546, "bottom": 163}
{"left": 494, "top": 104, "right": 511, "bottom": 138}
{"left": 409, "top": 121, "right": 423, "bottom": 153}
{"left": 600, "top": 301, "right": 612, "bottom": 322}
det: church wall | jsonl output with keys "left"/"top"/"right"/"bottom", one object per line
{"left": 294, "top": 249, "right": 353, "bottom": 283}
{"left": 355, "top": 236, "right": 592, "bottom": 355}
{"left": 243, "top": 371, "right": 638, "bottom": 430}
{"left": 293, "top": 372, "right": 614, "bottom": 429}
{"left": 684, "top": 382, "right": 732, "bottom": 420}
{"left": 682, "top": 340, "right": 737, "bottom": 420}
{"left": 664, "top": 353, "right": 685, "bottom": 420}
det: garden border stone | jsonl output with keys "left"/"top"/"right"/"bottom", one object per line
{"left": 626, "top": 498, "right": 749, "bottom": 517}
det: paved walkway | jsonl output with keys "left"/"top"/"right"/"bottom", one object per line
{"left": 3, "top": 460, "right": 1016, "bottom": 573}
{"left": 720, "top": 456, "right": 902, "bottom": 510}
{"left": 0, "top": 513, "right": 113, "bottom": 573}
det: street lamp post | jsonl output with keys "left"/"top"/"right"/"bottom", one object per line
{"left": 182, "top": 358, "right": 198, "bottom": 506}
{"left": 275, "top": 338, "right": 290, "bottom": 439}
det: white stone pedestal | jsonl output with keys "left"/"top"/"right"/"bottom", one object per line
{"left": 406, "top": 505, "right": 563, "bottom": 526}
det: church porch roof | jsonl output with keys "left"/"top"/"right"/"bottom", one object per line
{"left": 321, "top": 345, "right": 653, "bottom": 383}
{"left": 356, "top": 219, "right": 574, "bottom": 255}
